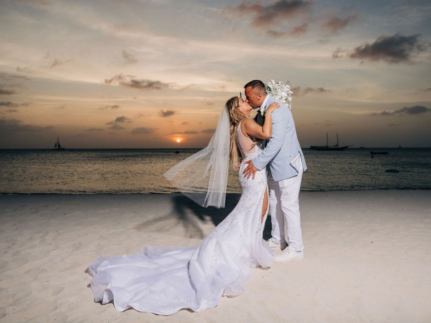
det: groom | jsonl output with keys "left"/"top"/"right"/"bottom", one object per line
{"left": 243, "top": 80, "right": 307, "bottom": 262}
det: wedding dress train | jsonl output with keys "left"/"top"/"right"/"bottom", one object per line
{"left": 88, "top": 126, "right": 274, "bottom": 315}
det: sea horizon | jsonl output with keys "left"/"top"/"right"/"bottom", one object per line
{"left": 1, "top": 148, "right": 430, "bottom": 195}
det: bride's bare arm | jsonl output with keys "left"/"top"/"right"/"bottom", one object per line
{"left": 243, "top": 102, "right": 280, "bottom": 140}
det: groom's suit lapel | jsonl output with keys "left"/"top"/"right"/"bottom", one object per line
{"left": 261, "top": 94, "right": 273, "bottom": 115}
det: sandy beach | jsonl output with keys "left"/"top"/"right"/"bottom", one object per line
{"left": 0, "top": 191, "right": 430, "bottom": 322}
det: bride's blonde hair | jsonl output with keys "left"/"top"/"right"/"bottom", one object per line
{"left": 225, "top": 96, "right": 249, "bottom": 171}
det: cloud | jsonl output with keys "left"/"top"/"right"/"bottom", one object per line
{"left": 332, "top": 47, "right": 344, "bottom": 59}
{"left": 171, "top": 131, "right": 199, "bottom": 135}
{"left": 205, "top": 101, "right": 215, "bottom": 106}
{"left": 266, "top": 29, "right": 287, "bottom": 38}
{"left": 0, "top": 72, "right": 31, "bottom": 81}
{"left": 104, "top": 74, "right": 170, "bottom": 90}
{"left": 107, "top": 116, "right": 132, "bottom": 124}
{"left": 228, "top": 0, "right": 313, "bottom": 28}
{"left": 349, "top": 33, "right": 427, "bottom": 64}
{"left": 106, "top": 116, "right": 132, "bottom": 129}
{"left": 131, "top": 127, "right": 156, "bottom": 134}
{"left": 0, "top": 89, "right": 15, "bottom": 95}
{"left": 321, "top": 13, "right": 358, "bottom": 32}
{"left": 201, "top": 128, "right": 216, "bottom": 134}
{"left": 422, "top": 87, "right": 431, "bottom": 92}
{"left": 16, "top": 66, "right": 34, "bottom": 74}
{"left": 6, "top": 109, "right": 19, "bottom": 113}
{"left": 289, "top": 22, "right": 308, "bottom": 37}
{"left": 13, "top": 0, "right": 50, "bottom": 5}
{"left": 291, "top": 87, "right": 331, "bottom": 96}
{"left": 86, "top": 128, "right": 105, "bottom": 132}
{"left": 49, "top": 58, "right": 72, "bottom": 68}
{"left": 100, "top": 104, "right": 121, "bottom": 110}
{"left": 0, "top": 101, "right": 30, "bottom": 108}
{"left": 371, "top": 105, "right": 431, "bottom": 116}
{"left": 122, "top": 50, "right": 138, "bottom": 64}
{"left": 0, "top": 118, "right": 53, "bottom": 134}
{"left": 160, "top": 109, "right": 177, "bottom": 117}
{"left": 181, "top": 121, "right": 190, "bottom": 125}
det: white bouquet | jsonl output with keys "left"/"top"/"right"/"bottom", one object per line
{"left": 265, "top": 80, "right": 293, "bottom": 112}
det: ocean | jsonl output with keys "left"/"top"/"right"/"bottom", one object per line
{"left": 0, "top": 148, "right": 430, "bottom": 194}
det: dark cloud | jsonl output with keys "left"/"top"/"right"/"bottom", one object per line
{"left": 228, "top": 0, "right": 313, "bottom": 28}
{"left": 160, "top": 109, "right": 177, "bottom": 117}
{"left": 0, "top": 101, "right": 30, "bottom": 108}
{"left": 332, "top": 47, "right": 344, "bottom": 59}
{"left": 201, "top": 129, "right": 216, "bottom": 134}
{"left": 104, "top": 74, "right": 169, "bottom": 90}
{"left": 49, "top": 58, "right": 72, "bottom": 68}
{"left": 422, "top": 87, "right": 431, "bottom": 92}
{"left": 106, "top": 116, "right": 132, "bottom": 129}
{"left": 349, "top": 33, "right": 427, "bottom": 64}
{"left": 0, "top": 89, "right": 15, "bottom": 95}
{"left": 291, "top": 87, "right": 331, "bottom": 96}
{"left": 122, "top": 50, "right": 138, "bottom": 64}
{"left": 100, "top": 104, "right": 121, "bottom": 110}
{"left": 171, "top": 131, "right": 199, "bottom": 135}
{"left": 6, "top": 109, "right": 19, "bottom": 113}
{"left": 107, "top": 116, "right": 132, "bottom": 124}
{"left": 0, "top": 118, "right": 54, "bottom": 134}
{"left": 0, "top": 72, "right": 31, "bottom": 81}
{"left": 321, "top": 13, "right": 358, "bottom": 32}
{"left": 131, "top": 127, "right": 156, "bottom": 134}
{"left": 181, "top": 121, "right": 190, "bottom": 125}
{"left": 289, "top": 22, "right": 308, "bottom": 37}
{"left": 86, "top": 128, "right": 105, "bottom": 132}
{"left": 266, "top": 29, "right": 287, "bottom": 38}
{"left": 108, "top": 124, "right": 125, "bottom": 130}
{"left": 371, "top": 105, "right": 431, "bottom": 116}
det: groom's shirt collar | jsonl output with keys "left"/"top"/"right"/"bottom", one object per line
{"left": 261, "top": 94, "right": 271, "bottom": 112}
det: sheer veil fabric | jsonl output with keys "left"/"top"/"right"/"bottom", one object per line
{"left": 88, "top": 110, "right": 275, "bottom": 315}
{"left": 163, "top": 108, "right": 230, "bottom": 208}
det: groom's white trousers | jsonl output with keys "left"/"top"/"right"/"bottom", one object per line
{"left": 268, "top": 163, "right": 304, "bottom": 252}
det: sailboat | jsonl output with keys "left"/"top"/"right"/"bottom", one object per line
{"left": 312, "top": 133, "right": 349, "bottom": 151}
{"left": 53, "top": 137, "right": 65, "bottom": 150}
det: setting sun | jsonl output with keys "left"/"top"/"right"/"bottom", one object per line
{"left": 176, "top": 138, "right": 181, "bottom": 143}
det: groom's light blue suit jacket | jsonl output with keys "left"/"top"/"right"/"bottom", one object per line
{"left": 252, "top": 94, "right": 307, "bottom": 181}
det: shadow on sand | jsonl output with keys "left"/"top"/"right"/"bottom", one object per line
{"left": 134, "top": 193, "right": 272, "bottom": 241}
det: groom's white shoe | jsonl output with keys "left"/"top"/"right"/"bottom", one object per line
{"left": 266, "top": 238, "right": 288, "bottom": 250}
{"left": 274, "top": 247, "right": 304, "bottom": 262}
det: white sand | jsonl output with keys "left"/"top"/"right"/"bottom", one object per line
{"left": 0, "top": 191, "right": 430, "bottom": 322}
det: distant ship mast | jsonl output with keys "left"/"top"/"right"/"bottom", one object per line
{"left": 53, "top": 137, "right": 65, "bottom": 150}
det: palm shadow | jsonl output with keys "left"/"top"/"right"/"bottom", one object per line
{"left": 134, "top": 194, "right": 272, "bottom": 240}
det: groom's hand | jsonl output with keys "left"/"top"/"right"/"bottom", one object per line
{"left": 243, "top": 160, "right": 258, "bottom": 180}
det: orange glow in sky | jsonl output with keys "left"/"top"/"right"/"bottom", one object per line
{"left": 176, "top": 138, "right": 181, "bottom": 143}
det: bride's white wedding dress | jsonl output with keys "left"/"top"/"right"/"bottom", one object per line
{"left": 88, "top": 121, "right": 275, "bottom": 315}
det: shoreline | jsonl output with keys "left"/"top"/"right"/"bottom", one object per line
{"left": 0, "top": 191, "right": 430, "bottom": 322}
{"left": 1, "top": 188, "right": 431, "bottom": 196}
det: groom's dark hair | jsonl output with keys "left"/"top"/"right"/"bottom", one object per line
{"left": 244, "top": 80, "right": 267, "bottom": 94}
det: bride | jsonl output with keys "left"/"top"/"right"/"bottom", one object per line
{"left": 88, "top": 96, "right": 281, "bottom": 315}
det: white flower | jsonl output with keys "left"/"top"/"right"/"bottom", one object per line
{"left": 265, "top": 80, "right": 293, "bottom": 110}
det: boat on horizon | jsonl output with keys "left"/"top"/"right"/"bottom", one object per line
{"left": 53, "top": 137, "right": 65, "bottom": 150}
{"left": 311, "top": 133, "right": 350, "bottom": 151}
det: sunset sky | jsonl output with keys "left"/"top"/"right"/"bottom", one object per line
{"left": 0, "top": 0, "right": 430, "bottom": 148}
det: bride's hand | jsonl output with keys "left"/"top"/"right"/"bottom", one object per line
{"left": 266, "top": 102, "right": 280, "bottom": 114}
